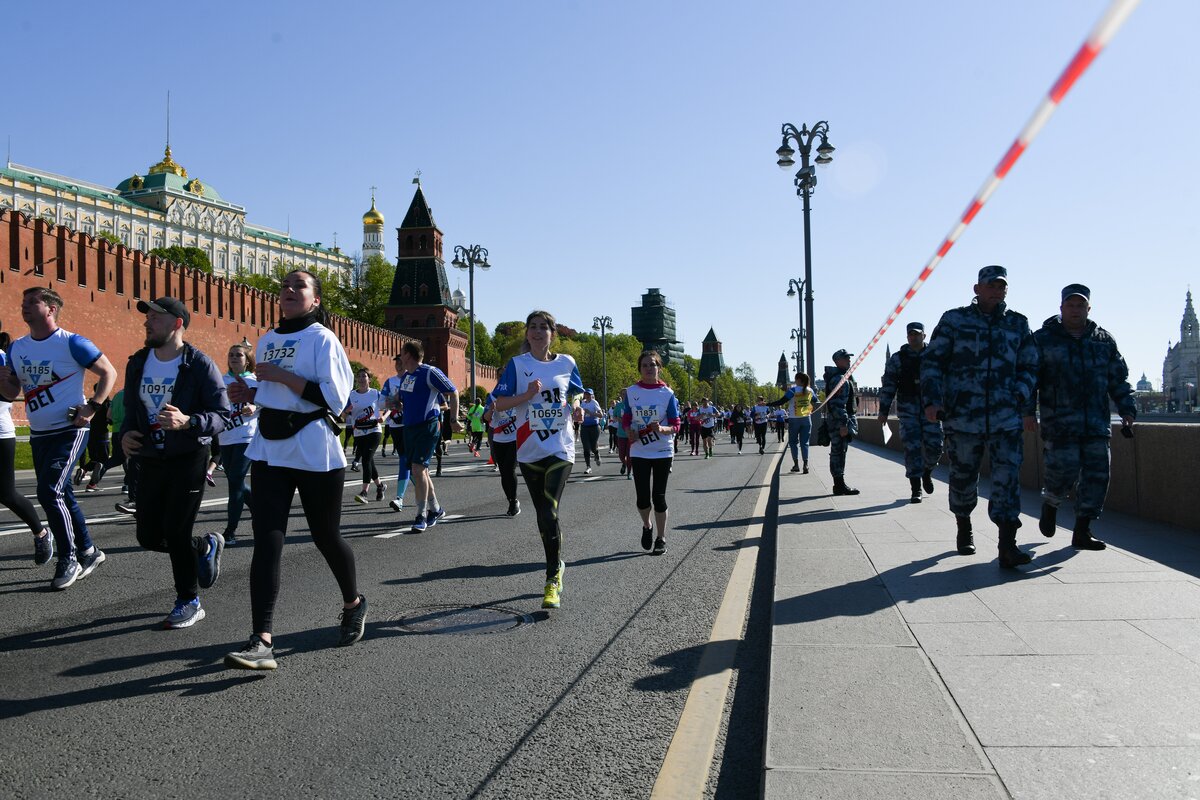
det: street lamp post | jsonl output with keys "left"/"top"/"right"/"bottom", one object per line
{"left": 592, "top": 315, "right": 613, "bottom": 408}
{"left": 777, "top": 122, "right": 834, "bottom": 378}
{"left": 787, "top": 277, "right": 806, "bottom": 373}
{"left": 789, "top": 327, "right": 804, "bottom": 376}
{"left": 450, "top": 244, "right": 490, "bottom": 402}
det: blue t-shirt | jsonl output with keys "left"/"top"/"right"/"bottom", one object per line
{"left": 398, "top": 363, "right": 457, "bottom": 426}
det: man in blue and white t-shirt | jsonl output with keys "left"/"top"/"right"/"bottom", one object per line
{"left": 1, "top": 287, "right": 117, "bottom": 590}
{"left": 397, "top": 340, "right": 459, "bottom": 532}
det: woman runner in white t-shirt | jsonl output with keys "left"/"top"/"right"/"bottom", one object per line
{"left": 218, "top": 342, "right": 258, "bottom": 545}
{"left": 490, "top": 310, "right": 584, "bottom": 610}
{"left": 622, "top": 350, "right": 681, "bottom": 555}
{"left": 344, "top": 368, "right": 387, "bottom": 504}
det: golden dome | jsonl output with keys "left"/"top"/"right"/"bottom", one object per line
{"left": 148, "top": 145, "right": 188, "bottom": 178}
{"left": 362, "top": 199, "right": 384, "bottom": 226}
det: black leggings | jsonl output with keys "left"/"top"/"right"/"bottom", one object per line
{"left": 581, "top": 425, "right": 601, "bottom": 466}
{"left": 518, "top": 456, "right": 572, "bottom": 580}
{"left": 754, "top": 423, "right": 768, "bottom": 448}
{"left": 631, "top": 457, "right": 671, "bottom": 513}
{"left": 492, "top": 439, "right": 518, "bottom": 501}
{"left": 730, "top": 423, "right": 745, "bottom": 450}
{"left": 0, "top": 437, "right": 41, "bottom": 533}
{"left": 249, "top": 462, "right": 358, "bottom": 634}
{"left": 353, "top": 431, "right": 381, "bottom": 483}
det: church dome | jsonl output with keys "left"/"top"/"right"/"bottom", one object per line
{"left": 363, "top": 199, "right": 384, "bottom": 226}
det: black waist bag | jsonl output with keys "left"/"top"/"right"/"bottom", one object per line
{"left": 258, "top": 408, "right": 340, "bottom": 440}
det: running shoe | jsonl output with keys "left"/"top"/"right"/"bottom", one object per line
{"left": 473, "top": 450, "right": 480, "bottom": 458}
{"left": 790, "top": 464, "right": 801, "bottom": 473}
{"left": 78, "top": 547, "right": 106, "bottom": 579}
{"left": 553, "top": 559, "right": 565, "bottom": 591}
{"left": 376, "top": 482, "right": 386, "bottom": 502}
{"left": 626, "top": 472, "right": 632, "bottom": 481}
{"left": 411, "top": 514, "right": 428, "bottom": 533}
{"left": 216, "top": 464, "right": 225, "bottom": 472}
{"left": 641, "top": 526, "right": 653, "bottom": 551}
{"left": 389, "top": 498, "right": 404, "bottom": 512}
{"left": 585, "top": 467, "right": 593, "bottom": 475}
{"left": 620, "top": 465, "right": 626, "bottom": 476}
{"left": 73, "top": 467, "right": 86, "bottom": 486}
{"left": 120, "top": 483, "right": 128, "bottom": 494}
{"left": 115, "top": 500, "right": 136, "bottom": 515}
{"left": 33, "top": 530, "right": 54, "bottom": 566}
{"left": 350, "top": 461, "right": 360, "bottom": 472}
{"left": 542, "top": 581, "right": 561, "bottom": 609}
{"left": 51, "top": 558, "right": 81, "bottom": 590}
{"left": 85, "top": 483, "right": 99, "bottom": 492}
{"left": 652, "top": 538, "right": 666, "bottom": 556}
{"left": 428, "top": 507, "right": 447, "bottom": 527}
{"left": 354, "top": 490, "right": 369, "bottom": 504}
{"left": 338, "top": 594, "right": 368, "bottom": 646}
{"left": 594, "top": 455, "right": 601, "bottom": 465}
{"left": 205, "top": 472, "right": 216, "bottom": 488}
{"left": 507, "top": 499, "right": 521, "bottom": 517}
{"left": 164, "top": 597, "right": 205, "bottom": 629}
{"left": 225, "top": 635, "right": 277, "bottom": 670}
{"left": 196, "top": 533, "right": 224, "bottom": 589}
{"left": 224, "top": 533, "right": 239, "bottom": 546}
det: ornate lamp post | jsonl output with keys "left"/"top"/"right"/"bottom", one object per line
{"left": 789, "top": 327, "right": 805, "bottom": 376}
{"left": 776, "top": 122, "right": 834, "bottom": 377}
{"left": 450, "top": 244, "right": 490, "bottom": 402}
{"left": 787, "top": 277, "right": 806, "bottom": 373}
{"left": 592, "top": 315, "right": 614, "bottom": 408}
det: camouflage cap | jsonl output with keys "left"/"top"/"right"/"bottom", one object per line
{"left": 1061, "top": 283, "right": 1090, "bottom": 302}
{"left": 977, "top": 265, "right": 1008, "bottom": 284}
{"left": 905, "top": 322, "right": 925, "bottom": 334}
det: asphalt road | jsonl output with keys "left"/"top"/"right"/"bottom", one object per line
{"left": 0, "top": 435, "right": 780, "bottom": 800}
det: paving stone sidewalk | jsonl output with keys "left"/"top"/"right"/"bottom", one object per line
{"left": 765, "top": 442, "right": 1200, "bottom": 800}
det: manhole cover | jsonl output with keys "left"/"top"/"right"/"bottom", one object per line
{"left": 393, "top": 604, "right": 531, "bottom": 635}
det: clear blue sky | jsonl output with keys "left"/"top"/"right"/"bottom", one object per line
{"left": 7, "top": 1, "right": 1196, "bottom": 390}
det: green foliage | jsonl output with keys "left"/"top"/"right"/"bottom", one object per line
{"left": 342, "top": 254, "right": 395, "bottom": 327}
{"left": 96, "top": 231, "right": 123, "bottom": 247}
{"left": 150, "top": 246, "right": 213, "bottom": 274}
{"left": 348, "top": 360, "right": 381, "bottom": 389}
{"left": 456, "top": 315, "right": 502, "bottom": 368}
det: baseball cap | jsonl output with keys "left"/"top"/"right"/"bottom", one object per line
{"left": 136, "top": 296, "right": 190, "bottom": 329}
{"left": 832, "top": 348, "right": 852, "bottom": 361}
{"left": 977, "top": 265, "right": 1008, "bottom": 284}
{"left": 1061, "top": 283, "right": 1091, "bottom": 302}
{"left": 584, "top": 388, "right": 594, "bottom": 394}
{"left": 906, "top": 322, "right": 925, "bottom": 334}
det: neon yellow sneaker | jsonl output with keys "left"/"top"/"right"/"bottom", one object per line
{"left": 553, "top": 559, "right": 565, "bottom": 591}
{"left": 542, "top": 581, "right": 561, "bottom": 609}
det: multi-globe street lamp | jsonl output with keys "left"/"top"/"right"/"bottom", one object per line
{"left": 789, "top": 327, "right": 805, "bottom": 376}
{"left": 787, "top": 277, "right": 807, "bottom": 374}
{"left": 450, "top": 244, "right": 490, "bottom": 402}
{"left": 776, "top": 121, "right": 834, "bottom": 378}
{"left": 592, "top": 315, "right": 614, "bottom": 408}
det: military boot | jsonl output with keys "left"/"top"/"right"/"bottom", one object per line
{"left": 909, "top": 476, "right": 922, "bottom": 503}
{"left": 1072, "top": 517, "right": 1106, "bottom": 550}
{"left": 955, "top": 516, "right": 975, "bottom": 555}
{"left": 922, "top": 469, "right": 934, "bottom": 495}
{"left": 832, "top": 477, "right": 860, "bottom": 496}
{"left": 998, "top": 521, "right": 1033, "bottom": 568}
{"left": 1038, "top": 502, "right": 1057, "bottom": 537}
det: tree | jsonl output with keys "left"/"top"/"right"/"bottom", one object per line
{"left": 150, "top": 246, "right": 212, "bottom": 274}
{"left": 456, "top": 315, "right": 501, "bottom": 368}
{"left": 342, "top": 254, "right": 394, "bottom": 327}
{"left": 96, "top": 231, "right": 122, "bottom": 247}
{"left": 734, "top": 362, "right": 757, "bottom": 389}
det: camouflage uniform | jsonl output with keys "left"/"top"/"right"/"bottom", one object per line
{"left": 879, "top": 344, "right": 943, "bottom": 478}
{"left": 824, "top": 366, "right": 858, "bottom": 479}
{"left": 1027, "top": 315, "right": 1136, "bottom": 519}
{"left": 921, "top": 300, "right": 1037, "bottom": 524}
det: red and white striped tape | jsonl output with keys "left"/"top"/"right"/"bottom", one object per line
{"left": 823, "top": 0, "right": 1140, "bottom": 403}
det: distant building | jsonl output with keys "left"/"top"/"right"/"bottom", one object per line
{"left": 362, "top": 188, "right": 385, "bottom": 262}
{"left": 1136, "top": 373, "right": 1152, "bottom": 392}
{"left": 776, "top": 352, "right": 790, "bottom": 389}
{"left": 1163, "top": 291, "right": 1200, "bottom": 411}
{"left": 698, "top": 328, "right": 725, "bottom": 383}
{"left": 631, "top": 288, "right": 684, "bottom": 366}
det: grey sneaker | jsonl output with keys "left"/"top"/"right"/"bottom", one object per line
{"left": 78, "top": 548, "right": 106, "bottom": 579}
{"left": 51, "top": 558, "right": 81, "bottom": 590}
{"left": 33, "top": 530, "right": 54, "bottom": 566}
{"left": 196, "top": 533, "right": 224, "bottom": 589}
{"left": 115, "top": 500, "right": 136, "bottom": 515}
{"left": 164, "top": 598, "right": 206, "bottom": 629}
{"left": 225, "top": 635, "right": 277, "bottom": 670}
{"left": 389, "top": 498, "right": 403, "bottom": 512}
{"left": 338, "top": 595, "right": 368, "bottom": 647}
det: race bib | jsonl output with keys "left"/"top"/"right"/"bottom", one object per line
{"left": 528, "top": 402, "right": 568, "bottom": 433}
{"left": 261, "top": 339, "right": 299, "bottom": 372}
{"left": 632, "top": 405, "right": 658, "bottom": 431}
{"left": 400, "top": 374, "right": 417, "bottom": 393}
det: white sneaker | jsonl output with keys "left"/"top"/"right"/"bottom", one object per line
{"left": 389, "top": 498, "right": 403, "bottom": 512}
{"left": 585, "top": 467, "right": 593, "bottom": 475}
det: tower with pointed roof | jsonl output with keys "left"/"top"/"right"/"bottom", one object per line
{"left": 776, "top": 352, "right": 790, "bottom": 389}
{"left": 631, "top": 288, "right": 684, "bottom": 365}
{"left": 698, "top": 328, "right": 725, "bottom": 384}
{"left": 384, "top": 180, "right": 467, "bottom": 377}
{"left": 362, "top": 188, "right": 385, "bottom": 262}
{"left": 1163, "top": 291, "right": 1200, "bottom": 411}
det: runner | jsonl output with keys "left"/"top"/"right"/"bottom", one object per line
{"left": 751, "top": 395, "right": 771, "bottom": 454}
{"left": 697, "top": 397, "right": 718, "bottom": 459}
{"left": 379, "top": 355, "right": 410, "bottom": 512}
{"left": 578, "top": 388, "right": 604, "bottom": 474}
{"left": 607, "top": 401, "right": 620, "bottom": 454}
{"left": 490, "top": 310, "right": 584, "bottom": 609}
{"left": 344, "top": 368, "right": 386, "bottom": 504}
{"left": 612, "top": 392, "right": 632, "bottom": 479}
{"left": 120, "top": 296, "right": 230, "bottom": 629}
{"left": 686, "top": 403, "right": 701, "bottom": 456}
{"left": 728, "top": 404, "right": 747, "bottom": 454}
{"left": 219, "top": 342, "right": 258, "bottom": 544}
{"left": 434, "top": 393, "right": 453, "bottom": 478}
{"left": 3, "top": 287, "right": 117, "bottom": 589}
{"left": 0, "top": 342, "right": 48, "bottom": 554}
{"left": 397, "top": 341, "right": 459, "bottom": 532}
{"left": 623, "top": 351, "right": 680, "bottom": 555}
{"left": 224, "top": 269, "right": 366, "bottom": 670}
{"left": 483, "top": 392, "right": 521, "bottom": 516}
{"left": 465, "top": 395, "right": 486, "bottom": 457}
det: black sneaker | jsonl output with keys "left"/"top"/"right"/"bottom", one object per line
{"left": 196, "top": 533, "right": 224, "bottom": 589}
{"left": 652, "top": 538, "right": 666, "bottom": 556}
{"left": 338, "top": 595, "right": 368, "bottom": 647}
{"left": 115, "top": 500, "right": 137, "bottom": 515}
{"left": 506, "top": 499, "right": 521, "bottom": 517}
{"left": 641, "top": 526, "right": 653, "bottom": 551}
{"left": 225, "top": 635, "right": 277, "bottom": 670}
{"left": 375, "top": 482, "right": 386, "bottom": 502}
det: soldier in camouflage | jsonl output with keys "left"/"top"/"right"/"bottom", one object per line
{"left": 824, "top": 349, "right": 860, "bottom": 496}
{"left": 1024, "top": 284, "right": 1136, "bottom": 550}
{"left": 921, "top": 265, "right": 1039, "bottom": 568}
{"left": 878, "top": 321, "right": 943, "bottom": 503}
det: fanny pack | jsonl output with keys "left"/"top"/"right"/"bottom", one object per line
{"left": 258, "top": 408, "right": 341, "bottom": 440}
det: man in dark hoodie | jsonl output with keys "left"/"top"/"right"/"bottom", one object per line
{"left": 1024, "top": 284, "right": 1136, "bottom": 550}
{"left": 120, "top": 297, "right": 231, "bottom": 629}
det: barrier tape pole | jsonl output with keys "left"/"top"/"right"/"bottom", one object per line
{"left": 817, "top": 0, "right": 1140, "bottom": 408}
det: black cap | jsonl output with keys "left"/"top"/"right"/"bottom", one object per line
{"left": 977, "top": 265, "right": 1008, "bottom": 284}
{"left": 1061, "top": 283, "right": 1091, "bottom": 302}
{"left": 832, "top": 349, "right": 852, "bottom": 361}
{"left": 906, "top": 322, "right": 925, "bottom": 334}
{"left": 136, "top": 296, "right": 190, "bottom": 329}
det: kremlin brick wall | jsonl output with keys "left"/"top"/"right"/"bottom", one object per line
{"left": 1, "top": 209, "right": 493, "bottom": 421}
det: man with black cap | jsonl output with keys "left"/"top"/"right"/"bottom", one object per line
{"left": 878, "top": 321, "right": 944, "bottom": 503}
{"left": 922, "top": 266, "right": 1038, "bottom": 567}
{"left": 824, "top": 349, "right": 860, "bottom": 495}
{"left": 1024, "top": 284, "right": 1136, "bottom": 550}
{"left": 119, "top": 297, "right": 231, "bottom": 628}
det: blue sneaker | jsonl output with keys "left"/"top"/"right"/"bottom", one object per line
{"left": 33, "top": 530, "right": 54, "bottom": 566}
{"left": 164, "top": 597, "right": 206, "bottom": 629}
{"left": 427, "top": 507, "right": 447, "bottom": 527}
{"left": 78, "top": 547, "right": 106, "bottom": 579}
{"left": 410, "top": 514, "right": 427, "bottom": 533}
{"left": 51, "top": 558, "right": 81, "bottom": 590}
{"left": 196, "top": 533, "right": 224, "bottom": 589}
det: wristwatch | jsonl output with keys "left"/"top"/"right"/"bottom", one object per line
{"left": 86, "top": 399, "right": 103, "bottom": 412}
{"left": 188, "top": 414, "right": 200, "bottom": 430}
